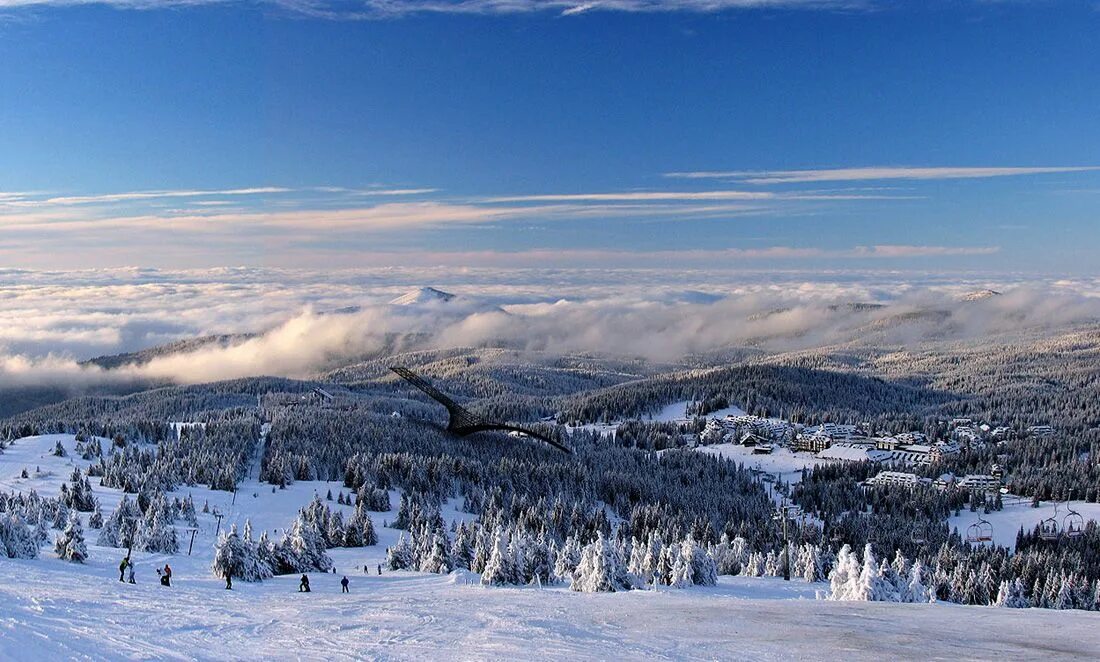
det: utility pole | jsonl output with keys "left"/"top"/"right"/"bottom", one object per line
{"left": 214, "top": 512, "right": 224, "bottom": 539}
{"left": 187, "top": 528, "right": 198, "bottom": 556}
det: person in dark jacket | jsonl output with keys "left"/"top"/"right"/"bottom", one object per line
{"left": 299, "top": 574, "right": 310, "bottom": 592}
{"left": 119, "top": 556, "right": 129, "bottom": 582}
{"left": 225, "top": 571, "right": 233, "bottom": 590}
{"left": 340, "top": 576, "right": 349, "bottom": 593}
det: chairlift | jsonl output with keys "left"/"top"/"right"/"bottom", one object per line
{"left": 1039, "top": 502, "right": 1061, "bottom": 542}
{"left": 965, "top": 516, "right": 993, "bottom": 545}
{"left": 1063, "top": 503, "right": 1085, "bottom": 539}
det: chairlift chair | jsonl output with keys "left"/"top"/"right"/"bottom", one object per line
{"left": 965, "top": 517, "right": 993, "bottom": 544}
{"left": 1063, "top": 504, "right": 1085, "bottom": 539}
{"left": 1039, "top": 501, "right": 1062, "bottom": 541}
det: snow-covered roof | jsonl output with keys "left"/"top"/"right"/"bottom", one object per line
{"left": 817, "top": 446, "right": 884, "bottom": 462}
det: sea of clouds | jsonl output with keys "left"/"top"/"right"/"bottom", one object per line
{"left": 2, "top": 267, "right": 1100, "bottom": 387}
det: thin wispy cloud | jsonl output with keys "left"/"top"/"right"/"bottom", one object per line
{"left": 665, "top": 166, "right": 1100, "bottom": 184}
{"left": 0, "top": 175, "right": 1018, "bottom": 268}
{"left": 0, "top": 0, "right": 868, "bottom": 19}
{"left": 312, "top": 187, "right": 439, "bottom": 196}
{"left": 1, "top": 187, "right": 293, "bottom": 207}
{"left": 485, "top": 190, "right": 916, "bottom": 203}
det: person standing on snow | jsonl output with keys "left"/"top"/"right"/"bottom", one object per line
{"left": 340, "top": 576, "right": 349, "bottom": 593}
{"left": 299, "top": 574, "right": 310, "bottom": 592}
{"left": 128, "top": 562, "right": 136, "bottom": 584}
{"left": 225, "top": 571, "right": 233, "bottom": 590}
{"left": 119, "top": 556, "right": 129, "bottom": 582}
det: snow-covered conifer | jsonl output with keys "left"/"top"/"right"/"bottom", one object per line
{"left": 54, "top": 510, "right": 88, "bottom": 563}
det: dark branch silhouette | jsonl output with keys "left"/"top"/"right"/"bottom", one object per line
{"left": 389, "top": 366, "right": 571, "bottom": 454}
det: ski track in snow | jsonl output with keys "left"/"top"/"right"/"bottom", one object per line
{"left": 1, "top": 434, "right": 1099, "bottom": 660}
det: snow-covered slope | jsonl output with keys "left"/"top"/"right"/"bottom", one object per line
{"left": 2, "top": 560, "right": 1097, "bottom": 660}
{"left": 3, "top": 435, "right": 1098, "bottom": 660}
{"left": 389, "top": 287, "right": 457, "bottom": 306}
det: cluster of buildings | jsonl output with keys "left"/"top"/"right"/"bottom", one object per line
{"left": 864, "top": 467, "right": 1004, "bottom": 494}
{"left": 694, "top": 407, "right": 1049, "bottom": 493}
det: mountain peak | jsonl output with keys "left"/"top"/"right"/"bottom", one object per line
{"left": 960, "top": 289, "right": 1002, "bottom": 302}
{"left": 389, "top": 287, "right": 457, "bottom": 306}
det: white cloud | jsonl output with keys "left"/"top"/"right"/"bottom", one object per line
{"left": 2, "top": 269, "right": 1098, "bottom": 387}
{"left": 665, "top": 166, "right": 1100, "bottom": 184}
{"left": 36, "top": 187, "right": 292, "bottom": 206}
{"left": 0, "top": 0, "right": 866, "bottom": 18}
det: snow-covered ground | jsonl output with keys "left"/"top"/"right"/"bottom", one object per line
{"left": 645, "top": 400, "right": 748, "bottom": 423}
{"left": 948, "top": 496, "right": 1100, "bottom": 552}
{"left": 3, "top": 434, "right": 1100, "bottom": 660}
{"left": 3, "top": 559, "right": 1099, "bottom": 660}
{"left": 567, "top": 400, "right": 749, "bottom": 437}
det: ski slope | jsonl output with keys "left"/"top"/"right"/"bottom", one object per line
{"left": 2, "top": 434, "right": 1099, "bottom": 660}
{"left": 2, "top": 559, "right": 1098, "bottom": 661}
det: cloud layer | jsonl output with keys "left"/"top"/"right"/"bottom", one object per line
{"left": 3, "top": 268, "right": 1100, "bottom": 389}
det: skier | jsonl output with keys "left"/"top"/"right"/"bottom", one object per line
{"left": 128, "top": 562, "right": 136, "bottom": 584}
{"left": 119, "top": 556, "right": 129, "bottom": 582}
{"left": 341, "top": 576, "right": 349, "bottom": 593}
{"left": 299, "top": 574, "right": 310, "bottom": 592}
{"left": 377, "top": 563, "right": 382, "bottom": 576}
{"left": 225, "top": 571, "right": 233, "bottom": 590}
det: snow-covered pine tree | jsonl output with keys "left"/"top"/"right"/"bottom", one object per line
{"left": 482, "top": 525, "right": 518, "bottom": 586}
{"left": 138, "top": 507, "right": 179, "bottom": 554}
{"left": 906, "top": 560, "right": 930, "bottom": 603}
{"left": 281, "top": 515, "right": 333, "bottom": 573}
{"left": 450, "top": 522, "right": 475, "bottom": 570}
{"left": 571, "top": 532, "right": 626, "bottom": 593}
{"left": 525, "top": 533, "right": 553, "bottom": 586}
{"left": 827, "top": 544, "right": 859, "bottom": 601}
{"left": 683, "top": 537, "right": 717, "bottom": 587}
{"left": 54, "top": 510, "right": 88, "bottom": 563}
{"left": 0, "top": 513, "right": 39, "bottom": 559}
{"left": 553, "top": 535, "right": 581, "bottom": 584}
{"left": 386, "top": 534, "right": 415, "bottom": 571}
{"left": 669, "top": 542, "right": 693, "bottom": 588}
{"left": 325, "top": 510, "right": 346, "bottom": 548}
{"left": 213, "top": 523, "right": 273, "bottom": 582}
{"left": 420, "top": 530, "right": 452, "bottom": 574}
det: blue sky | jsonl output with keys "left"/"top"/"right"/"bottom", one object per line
{"left": 1, "top": 1, "right": 1099, "bottom": 271}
